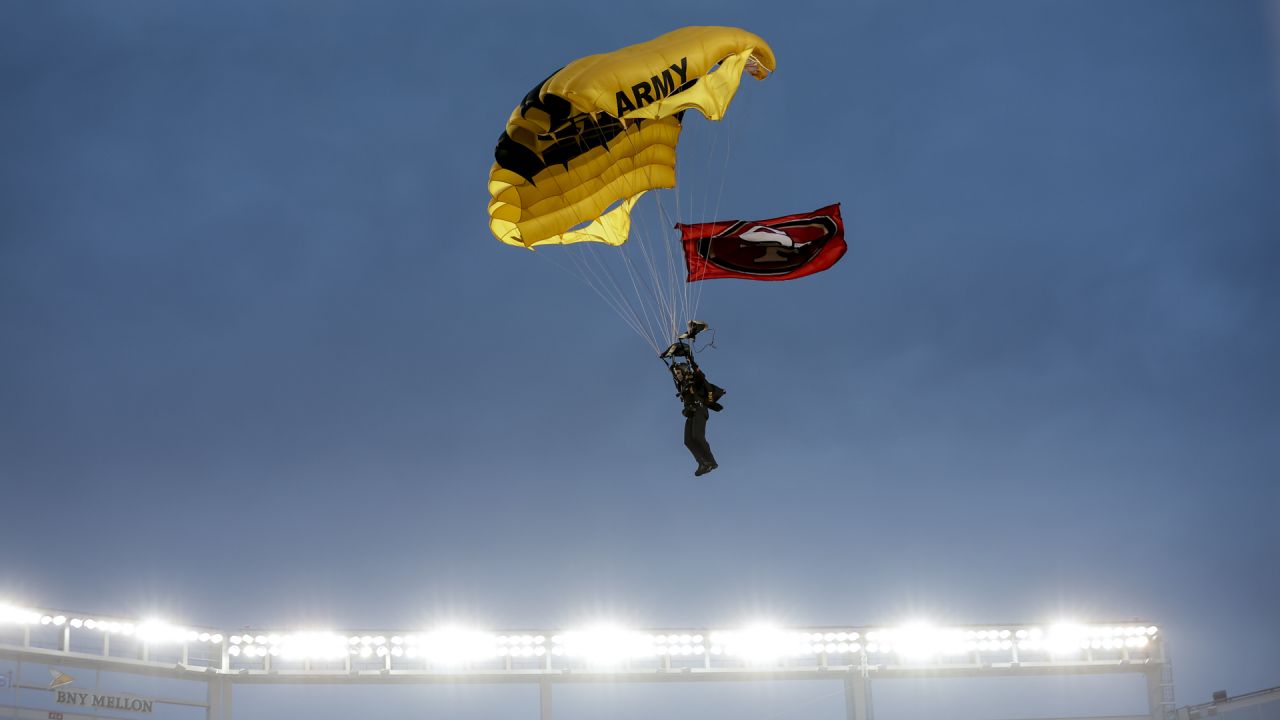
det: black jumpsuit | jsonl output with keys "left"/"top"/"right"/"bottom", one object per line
{"left": 675, "top": 365, "right": 721, "bottom": 471}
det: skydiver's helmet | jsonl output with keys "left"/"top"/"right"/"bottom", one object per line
{"left": 669, "top": 361, "right": 694, "bottom": 386}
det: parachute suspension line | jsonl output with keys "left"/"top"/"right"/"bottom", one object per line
{"left": 631, "top": 189, "right": 683, "bottom": 343}
{"left": 569, "top": 243, "right": 652, "bottom": 345}
{"left": 696, "top": 93, "right": 747, "bottom": 319}
{"left": 608, "top": 226, "right": 671, "bottom": 349}
{"left": 535, "top": 246, "right": 660, "bottom": 352}
{"left": 604, "top": 118, "right": 686, "bottom": 347}
{"left": 656, "top": 189, "right": 694, "bottom": 341}
{"left": 687, "top": 87, "right": 757, "bottom": 325}
{"left": 623, "top": 223, "right": 670, "bottom": 345}
{"left": 681, "top": 108, "right": 735, "bottom": 326}
{"left": 636, "top": 121, "right": 689, "bottom": 344}
{"left": 588, "top": 234, "right": 672, "bottom": 353}
{"left": 651, "top": 192, "right": 688, "bottom": 337}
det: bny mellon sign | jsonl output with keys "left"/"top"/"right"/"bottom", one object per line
{"left": 55, "top": 688, "right": 155, "bottom": 713}
{"left": 47, "top": 669, "right": 154, "bottom": 714}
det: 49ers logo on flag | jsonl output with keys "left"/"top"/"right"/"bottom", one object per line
{"left": 678, "top": 204, "right": 846, "bottom": 282}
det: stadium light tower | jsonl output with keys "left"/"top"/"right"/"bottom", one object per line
{"left": 0, "top": 602, "right": 1175, "bottom": 720}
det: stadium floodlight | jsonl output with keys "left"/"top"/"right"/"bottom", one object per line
{"left": 418, "top": 628, "right": 500, "bottom": 665}
{"left": 136, "top": 620, "right": 192, "bottom": 645}
{"left": 554, "top": 626, "right": 655, "bottom": 664}
{"left": 883, "top": 623, "right": 966, "bottom": 660}
{"left": 1045, "top": 623, "right": 1088, "bottom": 655}
{"left": 711, "top": 626, "right": 808, "bottom": 663}
{"left": 0, "top": 605, "right": 41, "bottom": 625}
{"left": 275, "top": 632, "right": 348, "bottom": 661}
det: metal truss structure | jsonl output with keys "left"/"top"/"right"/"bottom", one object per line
{"left": 0, "top": 605, "right": 1175, "bottom": 720}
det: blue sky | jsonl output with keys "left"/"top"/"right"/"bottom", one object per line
{"left": 1, "top": 1, "right": 1278, "bottom": 718}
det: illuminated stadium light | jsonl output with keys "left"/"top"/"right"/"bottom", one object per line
{"left": 1012, "top": 622, "right": 1159, "bottom": 654}
{"left": 0, "top": 605, "right": 42, "bottom": 625}
{"left": 0, "top": 606, "right": 1175, "bottom": 720}
{"left": 1044, "top": 623, "right": 1089, "bottom": 655}
{"left": 879, "top": 624, "right": 968, "bottom": 660}
{"left": 135, "top": 620, "right": 193, "bottom": 645}
{"left": 646, "top": 632, "right": 708, "bottom": 657}
{"left": 710, "top": 626, "right": 810, "bottom": 662}
{"left": 272, "top": 632, "right": 349, "bottom": 661}
{"left": 553, "top": 627, "right": 657, "bottom": 663}
{"left": 862, "top": 630, "right": 893, "bottom": 655}
{"left": 414, "top": 628, "right": 501, "bottom": 665}
{"left": 0, "top": 602, "right": 1165, "bottom": 692}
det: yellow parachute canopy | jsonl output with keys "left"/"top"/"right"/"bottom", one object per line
{"left": 488, "top": 26, "right": 775, "bottom": 249}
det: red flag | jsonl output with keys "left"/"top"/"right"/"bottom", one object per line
{"left": 677, "top": 204, "right": 846, "bottom": 282}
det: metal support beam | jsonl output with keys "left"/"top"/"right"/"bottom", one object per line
{"left": 1145, "top": 667, "right": 1164, "bottom": 720}
{"left": 539, "top": 679, "right": 553, "bottom": 720}
{"left": 208, "top": 675, "right": 232, "bottom": 720}
{"left": 844, "top": 673, "right": 870, "bottom": 720}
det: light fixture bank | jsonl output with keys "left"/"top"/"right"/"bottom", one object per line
{"left": 0, "top": 603, "right": 1160, "bottom": 668}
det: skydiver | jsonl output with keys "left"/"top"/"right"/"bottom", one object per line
{"left": 660, "top": 321, "right": 726, "bottom": 476}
